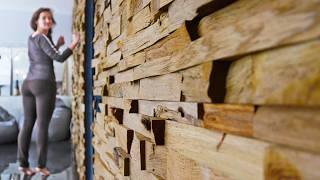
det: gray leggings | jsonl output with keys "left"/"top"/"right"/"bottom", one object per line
{"left": 18, "top": 80, "right": 56, "bottom": 168}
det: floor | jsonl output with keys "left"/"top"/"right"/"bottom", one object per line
{"left": 0, "top": 140, "right": 79, "bottom": 180}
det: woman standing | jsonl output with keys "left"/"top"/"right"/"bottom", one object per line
{"left": 17, "top": 7, "right": 79, "bottom": 176}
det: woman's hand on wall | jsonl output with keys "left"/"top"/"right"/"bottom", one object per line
{"left": 69, "top": 32, "right": 80, "bottom": 50}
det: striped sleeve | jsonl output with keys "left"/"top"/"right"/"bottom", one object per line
{"left": 38, "top": 34, "right": 73, "bottom": 62}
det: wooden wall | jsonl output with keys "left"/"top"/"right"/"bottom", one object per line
{"left": 72, "top": 0, "right": 86, "bottom": 179}
{"left": 72, "top": 0, "right": 320, "bottom": 179}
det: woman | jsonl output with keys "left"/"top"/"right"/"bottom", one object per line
{"left": 17, "top": 7, "right": 79, "bottom": 176}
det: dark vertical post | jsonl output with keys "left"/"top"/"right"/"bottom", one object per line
{"left": 84, "top": 0, "right": 94, "bottom": 179}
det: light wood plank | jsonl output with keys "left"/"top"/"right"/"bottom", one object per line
{"left": 109, "top": 16, "right": 121, "bottom": 40}
{"left": 254, "top": 106, "right": 320, "bottom": 154}
{"left": 115, "top": 0, "right": 320, "bottom": 82}
{"left": 145, "top": 141, "right": 167, "bottom": 179}
{"left": 225, "top": 39, "right": 320, "bottom": 105}
{"left": 123, "top": 113, "right": 165, "bottom": 145}
{"left": 128, "top": 5, "right": 152, "bottom": 35}
{"left": 204, "top": 104, "right": 254, "bottom": 137}
{"left": 166, "top": 120, "right": 270, "bottom": 180}
{"left": 265, "top": 145, "right": 320, "bottom": 180}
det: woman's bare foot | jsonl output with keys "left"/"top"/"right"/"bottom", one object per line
{"left": 18, "top": 167, "right": 35, "bottom": 176}
{"left": 35, "top": 167, "right": 51, "bottom": 176}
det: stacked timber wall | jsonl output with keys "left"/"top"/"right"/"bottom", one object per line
{"left": 72, "top": 0, "right": 320, "bottom": 179}
{"left": 72, "top": 0, "right": 87, "bottom": 179}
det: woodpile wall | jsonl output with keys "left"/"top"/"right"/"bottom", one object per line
{"left": 72, "top": 0, "right": 87, "bottom": 179}
{"left": 72, "top": 0, "right": 320, "bottom": 179}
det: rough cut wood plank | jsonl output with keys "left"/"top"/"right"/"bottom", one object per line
{"left": 92, "top": 136, "right": 116, "bottom": 158}
{"left": 166, "top": 120, "right": 269, "bottom": 180}
{"left": 122, "top": 18, "right": 170, "bottom": 57}
{"left": 167, "top": 148, "right": 200, "bottom": 180}
{"left": 94, "top": 76, "right": 108, "bottom": 87}
{"left": 112, "top": 62, "right": 213, "bottom": 102}
{"left": 145, "top": 141, "right": 167, "bottom": 179}
{"left": 145, "top": 23, "right": 191, "bottom": 62}
{"left": 180, "top": 62, "right": 212, "bottom": 102}
{"left": 116, "top": 0, "right": 320, "bottom": 82}
{"left": 109, "top": 16, "right": 121, "bottom": 40}
{"left": 107, "top": 34, "right": 124, "bottom": 56}
{"left": 129, "top": 133, "right": 143, "bottom": 178}
{"left": 127, "top": 0, "right": 151, "bottom": 19}
{"left": 111, "top": 0, "right": 120, "bottom": 15}
{"left": 114, "top": 123, "right": 134, "bottom": 154}
{"left": 151, "top": 0, "right": 173, "bottom": 14}
{"left": 254, "top": 106, "right": 320, "bottom": 154}
{"left": 91, "top": 58, "right": 101, "bottom": 68}
{"left": 123, "top": 113, "right": 165, "bottom": 145}
{"left": 93, "top": 33, "right": 108, "bottom": 57}
{"left": 138, "top": 100, "right": 202, "bottom": 126}
{"left": 129, "top": 134, "right": 163, "bottom": 180}
{"left": 114, "top": 147, "right": 131, "bottom": 176}
{"left": 103, "top": 6, "right": 113, "bottom": 24}
{"left": 128, "top": 5, "right": 152, "bottom": 35}
{"left": 139, "top": 73, "right": 182, "bottom": 101}
{"left": 204, "top": 104, "right": 254, "bottom": 137}
{"left": 94, "top": 154, "right": 116, "bottom": 179}
{"left": 95, "top": 148, "right": 120, "bottom": 175}
{"left": 98, "top": 66, "right": 120, "bottom": 83}
{"left": 102, "top": 96, "right": 132, "bottom": 110}
{"left": 167, "top": 0, "right": 211, "bottom": 32}
{"left": 265, "top": 145, "right": 320, "bottom": 180}
{"left": 118, "top": 51, "right": 146, "bottom": 72}
{"left": 166, "top": 149, "right": 230, "bottom": 180}
{"left": 225, "top": 39, "right": 320, "bottom": 105}
{"left": 104, "top": 50, "right": 122, "bottom": 68}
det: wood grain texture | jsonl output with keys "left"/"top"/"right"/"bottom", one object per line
{"left": 111, "top": 62, "right": 213, "bottom": 102}
{"left": 109, "top": 16, "right": 121, "bottom": 40}
{"left": 165, "top": 120, "right": 269, "bottom": 180}
{"left": 104, "top": 50, "right": 122, "bottom": 68}
{"left": 115, "top": 0, "right": 320, "bottom": 83}
{"left": 204, "top": 104, "right": 254, "bottom": 137}
{"left": 127, "top": 0, "right": 151, "bottom": 19}
{"left": 167, "top": 0, "right": 211, "bottom": 32}
{"left": 265, "top": 145, "right": 320, "bottom": 180}
{"left": 130, "top": 134, "right": 163, "bottom": 180}
{"left": 144, "top": 23, "right": 191, "bottom": 62}
{"left": 123, "top": 113, "right": 165, "bottom": 145}
{"left": 102, "top": 96, "right": 132, "bottom": 110}
{"left": 128, "top": 5, "right": 152, "bottom": 35}
{"left": 118, "top": 51, "right": 146, "bottom": 72}
{"left": 122, "top": 16, "right": 170, "bottom": 57}
{"left": 146, "top": 141, "right": 167, "bottom": 179}
{"left": 167, "top": 149, "right": 230, "bottom": 180}
{"left": 254, "top": 106, "right": 320, "bottom": 154}
{"left": 139, "top": 73, "right": 182, "bottom": 101}
{"left": 225, "top": 39, "right": 320, "bottom": 105}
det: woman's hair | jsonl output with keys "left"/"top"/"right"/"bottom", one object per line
{"left": 30, "top": 8, "right": 56, "bottom": 44}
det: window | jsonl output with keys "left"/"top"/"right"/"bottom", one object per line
{"left": 0, "top": 47, "right": 28, "bottom": 96}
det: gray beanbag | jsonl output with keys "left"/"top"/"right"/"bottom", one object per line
{"left": 0, "top": 106, "right": 19, "bottom": 144}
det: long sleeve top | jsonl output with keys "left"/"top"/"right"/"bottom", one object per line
{"left": 25, "top": 34, "right": 73, "bottom": 81}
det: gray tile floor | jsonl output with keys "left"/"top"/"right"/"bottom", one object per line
{"left": 0, "top": 140, "right": 79, "bottom": 180}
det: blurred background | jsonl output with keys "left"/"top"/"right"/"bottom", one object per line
{"left": 0, "top": 0, "right": 74, "bottom": 96}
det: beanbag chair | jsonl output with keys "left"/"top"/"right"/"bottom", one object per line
{"left": 0, "top": 106, "right": 19, "bottom": 144}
